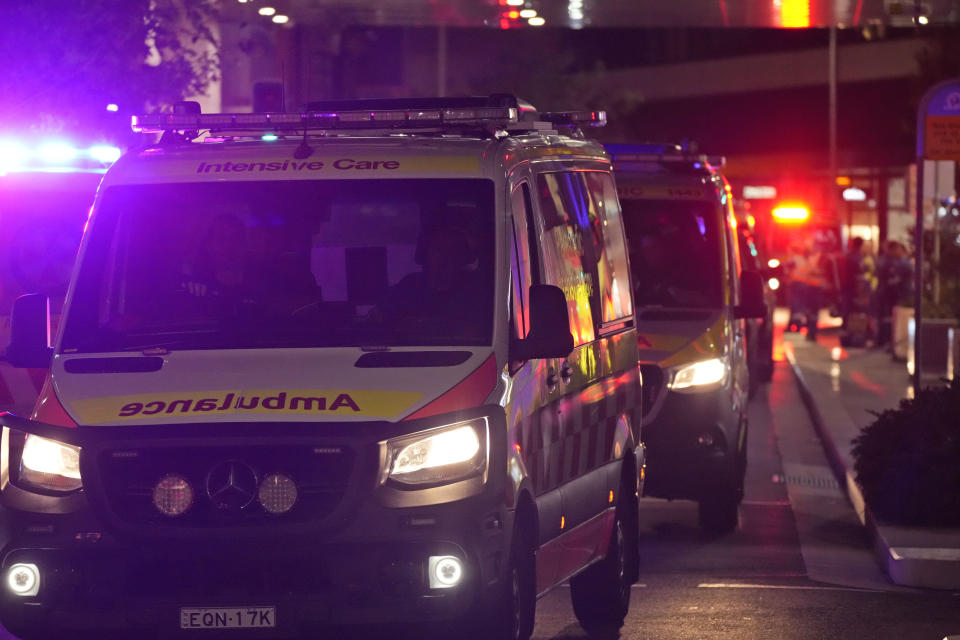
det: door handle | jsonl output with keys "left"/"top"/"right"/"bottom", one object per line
{"left": 545, "top": 367, "right": 559, "bottom": 394}
{"left": 559, "top": 362, "right": 574, "bottom": 385}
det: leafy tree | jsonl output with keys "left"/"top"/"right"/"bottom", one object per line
{"left": 0, "top": 0, "right": 219, "bottom": 141}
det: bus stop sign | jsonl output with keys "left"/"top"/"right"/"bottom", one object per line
{"left": 921, "top": 82, "right": 960, "bottom": 161}
{"left": 913, "top": 77, "right": 960, "bottom": 388}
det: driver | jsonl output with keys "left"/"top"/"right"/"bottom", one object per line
{"left": 373, "top": 222, "right": 486, "bottom": 333}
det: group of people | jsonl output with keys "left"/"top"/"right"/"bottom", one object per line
{"left": 786, "top": 236, "right": 912, "bottom": 346}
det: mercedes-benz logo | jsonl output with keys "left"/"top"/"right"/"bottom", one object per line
{"left": 206, "top": 460, "right": 258, "bottom": 511}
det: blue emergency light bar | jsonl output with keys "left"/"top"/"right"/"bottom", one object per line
{"left": 0, "top": 138, "right": 122, "bottom": 175}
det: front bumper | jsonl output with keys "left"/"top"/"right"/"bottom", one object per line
{"left": 640, "top": 382, "right": 742, "bottom": 501}
{"left": 0, "top": 408, "right": 512, "bottom": 637}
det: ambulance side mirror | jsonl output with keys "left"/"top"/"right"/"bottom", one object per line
{"left": 6, "top": 294, "right": 53, "bottom": 368}
{"left": 735, "top": 271, "right": 767, "bottom": 320}
{"left": 512, "top": 285, "right": 575, "bottom": 361}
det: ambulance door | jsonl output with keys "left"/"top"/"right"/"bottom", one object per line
{"left": 723, "top": 191, "right": 749, "bottom": 417}
{"left": 531, "top": 170, "right": 612, "bottom": 581}
{"left": 507, "top": 173, "right": 564, "bottom": 591}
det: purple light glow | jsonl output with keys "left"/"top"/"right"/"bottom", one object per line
{"left": 38, "top": 141, "right": 78, "bottom": 164}
{"left": 0, "top": 139, "right": 28, "bottom": 172}
{"left": 89, "top": 145, "right": 122, "bottom": 163}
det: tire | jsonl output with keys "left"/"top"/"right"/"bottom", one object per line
{"left": 476, "top": 514, "right": 536, "bottom": 640}
{"left": 569, "top": 484, "right": 638, "bottom": 632}
{"left": 698, "top": 453, "right": 744, "bottom": 534}
{"left": 698, "top": 489, "right": 739, "bottom": 534}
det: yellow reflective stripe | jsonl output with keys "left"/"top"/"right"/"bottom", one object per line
{"left": 73, "top": 388, "right": 424, "bottom": 423}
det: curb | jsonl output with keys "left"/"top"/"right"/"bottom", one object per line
{"left": 784, "top": 343, "right": 960, "bottom": 590}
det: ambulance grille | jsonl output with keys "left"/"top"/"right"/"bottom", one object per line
{"left": 98, "top": 444, "right": 354, "bottom": 527}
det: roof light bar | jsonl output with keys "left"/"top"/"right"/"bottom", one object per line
{"left": 539, "top": 110, "right": 607, "bottom": 127}
{"left": 132, "top": 107, "right": 519, "bottom": 134}
{"left": 606, "top": 144, "right": 722, "bottom": 169}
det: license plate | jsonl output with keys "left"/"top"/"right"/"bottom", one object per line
{"left": 180, "top": 607, "right": 276, "bottom": 629}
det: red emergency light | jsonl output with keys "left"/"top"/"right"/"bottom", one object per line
{"left": 771, "top": 203, "right": 810, "bottom": 224}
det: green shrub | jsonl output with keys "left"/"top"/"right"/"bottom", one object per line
{"left": 851, "top": 380, "right": 960, "bottom": 527}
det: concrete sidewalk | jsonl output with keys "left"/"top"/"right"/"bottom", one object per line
{"left": 783, "top": 326, "right": 960, "bottom": 590}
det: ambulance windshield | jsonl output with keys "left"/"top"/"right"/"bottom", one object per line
{"left": 620, "top": 199, "right": 724, "bottom": 309}
{"left": 61, "top": 179, "right": 495, "bottom": 352}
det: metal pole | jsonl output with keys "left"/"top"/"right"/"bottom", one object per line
{"left": 829, "top": 25, "right": 839, "bottom": 233}
{"left": 914, "top": 158, "right": 924, "bottom": 390}
{"left": 933, "top": 161, "right": 941, "bottom": 304}
{"left": 437, "top": 25, "right": 447, "bottom": 98}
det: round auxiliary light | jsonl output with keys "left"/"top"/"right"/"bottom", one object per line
{"left": 433, "top": 556, "right": 463, "bottom": 588}
{"left": 258, "top": 473, "right": 298, "bottom": 514}
{"left": 7, "top": 564, "right": 39, "bottom": 596}
{"left": 152, "top": 474, "right": 194, "bottom": 517}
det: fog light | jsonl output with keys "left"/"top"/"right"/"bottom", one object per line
{"left": 697, "top": 433, "right": 715, "bottom": 447}
{"left": 428, "top": 556, "right": 463, "bottom": 589}
{"left": 152, "top": 474, "right": 194, "bottom": 517}
{"left": 258, "top": 473, "right": 298, "bottom": 514}
{"left": 7, "top": 564, "right": 39, "bottom": 596}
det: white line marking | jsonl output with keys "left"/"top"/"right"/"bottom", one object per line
{"left": 889, "top": 547, "right": 960, "bottom": 562}
{"left": 697, "top": 583, "right": 880, "bottom": 592}
{"left": 558, "top": 584, "right": 647, "bottom": 589}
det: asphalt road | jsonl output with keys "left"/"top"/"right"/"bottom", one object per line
{"left": 1, "top": 361, "right": 958, "bottom": 640}
{"left": 532, "top": 361, "right": 960, "bottom": 640}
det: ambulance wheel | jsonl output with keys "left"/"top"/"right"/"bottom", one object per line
{"left": 698, "top": 490, "right": 739, "bottom": 534}
{"left": 569, "top": 485, "right": 637, "bottom": 631}
{"left": 477, "top": 511, "right": 536, "bottom": 640}
{"left": 698, "top": 457, "right": 743, "bottom": 534}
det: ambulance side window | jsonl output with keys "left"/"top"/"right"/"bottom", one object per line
{"left": 582, "top": 172, "right": 633, "bottom": 325}
{"left": 534, "top": 172, "right": 595, "bottom": 346}
{"left": 510, "top": 183, "right": 534, "bottom": 340}
{"left": 725, "top": 199, "right": 741, "bottom": 305}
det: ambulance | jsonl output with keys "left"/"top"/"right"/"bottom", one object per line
{"left": 0, "top": 96, "right": 644, "bottom": 640}
{"left": 607, "top": 143, "right": 766, "bottom": 534}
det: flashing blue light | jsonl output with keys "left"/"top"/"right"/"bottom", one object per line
{"left": 106, "top": 103, "right": 119, "bottom": 112}
{"left": 261, "top": 134, "right": 279, "bottom": 141}
{"left": 38, "top": 141, "right": 78, "bottom": 164}
{"left": 0, "top": 140, "right": 28, "bottom": 172}
{"left": 89, "top": 145, "right": 122, "bottom": 163}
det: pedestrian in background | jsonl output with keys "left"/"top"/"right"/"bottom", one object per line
{"left": 793, "top": 238, "right": 829, "bottom": 340}
{"left": 875, "top": 240, "right": 912, "bottom": 348}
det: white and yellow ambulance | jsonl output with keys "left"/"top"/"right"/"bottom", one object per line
{"left": 607, "top": 143, "right": 766, "bottom": 534}
{"left": 1, "top": 96, "right": 643, "bottom": 640}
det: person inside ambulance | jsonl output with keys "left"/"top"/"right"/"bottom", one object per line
{"left": 372, "top": 220, "right": 486, "bottom": 335}
{"left": 183, "top": 214, "right": 249, "bottom": 300}
{"left": 183, "top": 213, "right": 320, "bottom": 318}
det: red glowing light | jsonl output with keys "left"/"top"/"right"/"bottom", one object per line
{"left": 772, "top": 203, "right": 810, "bottom": 224}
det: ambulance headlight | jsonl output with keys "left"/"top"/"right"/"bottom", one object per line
{"left": 668, "top": 357, "right": 729, "bottom": 391}
{"left": 18, "top": 434, "right": 82, "bottom": 493}
{"left": 380, "top": 418, "right": 488, "bottom": 487}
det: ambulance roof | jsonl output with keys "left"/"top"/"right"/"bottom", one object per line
{"left": 103, "top": 132, "right": 609, "bottom": 188}
{"left": 110, "top": 96, "right": 609, "bottom": 187}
